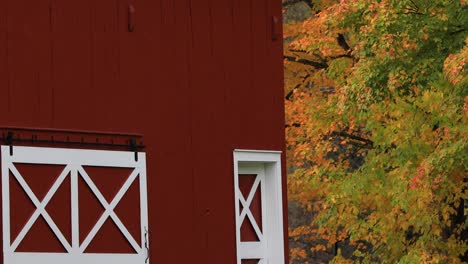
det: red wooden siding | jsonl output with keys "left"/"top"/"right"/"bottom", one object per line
{"left": 0, "top": 0, "right": 287, "bottom": 262}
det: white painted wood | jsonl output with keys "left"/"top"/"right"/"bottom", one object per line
{"left": 1, "top": 146, "right": 149, "bottom": 264}
{"left": 238, "top": 242, "right": 265, "bottom": 258}
{"left": 1, "top": 151, "right": 11, "bottom": 255}
{"left": 5, "top": 146, "right": 139, "bottom": 168}
{"left": 233, "top": 150, "right": 285, "bottom": 264}
{"left": 236, "top": 164, "right": 266, "bottom": 260}
{"left": 71, "top": 166, "right": 79, "bottom": 252}
{"left": 138, "top": 153, "right": 150, "bottom": 261}
{"left": 4, "top": 252, "right": 146, "bottom": 264}
{"left": 264, "top": 159, "right": 285, "bottom": 263}
{"left": 234, "top": 149, "right": 282, "bottom": 154}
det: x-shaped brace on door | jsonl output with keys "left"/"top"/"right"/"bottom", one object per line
{"left": 77, "top": 166, "right": 141, "bottom": 253}
{"left": 8, "top": 165, "right": 73, "bottom": 253}
{"left": 238, "top": 175, "right": 263, "bottom": 241}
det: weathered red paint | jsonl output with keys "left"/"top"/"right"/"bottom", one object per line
{"left": 0, "top": 0, "right": 287, "bottom": 262}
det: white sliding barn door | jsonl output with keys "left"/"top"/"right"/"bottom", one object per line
{"left": 1, "top": 146, "right": 149, "bottom": 264}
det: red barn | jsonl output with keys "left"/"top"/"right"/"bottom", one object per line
{"left": 0, "top": 0, "right": 287, "bottom": 263}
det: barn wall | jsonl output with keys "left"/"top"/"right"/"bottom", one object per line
{"left": 0, "top": 0, "right": 286, "bottom": 263}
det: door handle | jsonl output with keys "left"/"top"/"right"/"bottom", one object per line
{"left": 144, "top": 227, "right": 150, "bottom": 263}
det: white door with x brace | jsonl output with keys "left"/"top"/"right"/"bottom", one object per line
{"left": 236, "top": 164, "right": 267, "bottom": 264}
{"left": 234, "top": 150, "right": 286, "bottom": 264}
{"left": 1, "top": 146, "right": 149, "bottom": 264}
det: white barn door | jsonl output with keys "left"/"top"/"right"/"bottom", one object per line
{"left": 1, "top": 146, "right": 149, "bottom": 264}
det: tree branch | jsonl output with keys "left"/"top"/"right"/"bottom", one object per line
{"left": 330, "top": 131, "right": 374, "bottom": 148}
{"left": 337, "top": 34, "right": 351, "bottom": 52}
{"left": 284, "top": 55, "right": 328, "bottom": 69}
{"left": 286, "top": 84, "right": 301, "bottom": 101}
{"left": 450, "top": 28, "right": 467, "bottom": 35}
{"left": 285, "top": 123, "right": 302, "bottom": 128}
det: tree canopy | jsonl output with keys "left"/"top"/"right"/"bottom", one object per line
{"left": 285, "top": 0, "right": 468, "bottom": 263}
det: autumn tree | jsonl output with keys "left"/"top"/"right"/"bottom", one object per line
{"left": 285, "top": 0, "right": 468, "bottom": 263}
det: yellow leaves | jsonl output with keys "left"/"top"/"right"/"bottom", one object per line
{"left": 442, "top": 205, "right": 457, "bottom": 223}
{"left": 428, "top": 4, "right": 455, "bottom": 23}
{"left": 337, "top": 203, "right": 346, "bottom": 214}
{"left": 432, "top": 224, "right": 442, "bottom": 236}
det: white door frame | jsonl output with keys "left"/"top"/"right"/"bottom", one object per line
{"left": 233, "top": 149, "right": 285, "bottom": 264}
{"left": 1, "top": 146, "right": 149, "bottom": 264}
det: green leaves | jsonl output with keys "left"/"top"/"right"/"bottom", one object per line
{"left": 286, "top": 0, "right": 468, "bottom": 262}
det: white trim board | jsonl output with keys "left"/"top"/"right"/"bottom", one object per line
{"left": 1, "top": 146, "right": 149, "bottom": 264}
{"left": 233, "top": 150, "right": 285, "bottom": 264}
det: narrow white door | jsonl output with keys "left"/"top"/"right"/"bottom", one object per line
{"left": 236, "top": 164, "right": 267, "bottom": 263}
{"left": 234, "top": 150, "right": 285, "bottom": 264}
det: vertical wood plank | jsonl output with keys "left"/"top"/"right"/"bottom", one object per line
{"left": 138, "top": 0, "right": 195, "bottom": 262}
{"left": 206, "top": 0, "right": 238, "bottom": 261}
{"left": 187, "top": 0, "right": 214, "bottom": 261}
{"left": 116, "top": 0, "right": 159, "bottom": 131}
{"left": 188, "top": 0, "right": 222, "bottom": 261}
{"left": 51, "top": 0, "right": 92, "bottom": 129}
{"left": 251, "top": 0, "right": 274, "bottom": 148}
{"left": 90, "top": 0, "right": 120, "bottom": 130}
{"left": 172, "top": 0, "right": 197, "bottom": 262}
{"left": 7, "top": 0, "right": 35, "bottom": 126}
{"left": 229, "top": 0, "right": 253, "bottom": 148}
{"left": 269, "top": 0, "right": 286, "bottom": 151}
{"left": 0, "top": 0, "right": 8, "bottom": 124}
{"left": 6, "top": 0, "right": 52, "bottom": 127}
